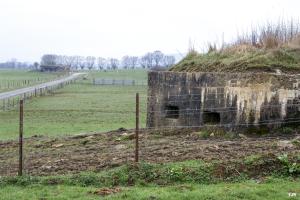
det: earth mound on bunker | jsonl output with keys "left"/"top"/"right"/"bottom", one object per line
{"left": 170, "top": 43, "right": 300, "bottom": 74}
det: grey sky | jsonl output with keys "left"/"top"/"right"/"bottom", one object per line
{"left": 0, "top": 0, "right": 299, "bottom": 62}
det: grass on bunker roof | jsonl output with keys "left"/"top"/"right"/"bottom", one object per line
{"left": 171, "top": 20, "right": 300, "bottom": 73}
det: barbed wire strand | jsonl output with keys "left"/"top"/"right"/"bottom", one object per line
{"left": 145, "top": 119, "right": 300, "bottom": 130}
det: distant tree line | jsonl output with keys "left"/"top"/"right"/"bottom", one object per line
{"left": 40, "top": 50, "right": 176, "bottom": 70}
{"left": 0, "top": 59, "right": 34, "bottom": 69}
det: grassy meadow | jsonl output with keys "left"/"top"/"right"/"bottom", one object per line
{"left": 1, "top": 179, "right": 300, "bottom": 200}
{"left": 88, "top": 69, "right": 148, "bottom": 81}
{"left": 0, "top": 69, "right": 148, "bottom": 140}
{"left": 1, "top": 158, "right": 300, "bottom": 200}
{"left": 0, "top": 69, "right": 65, "bottom": 92}
{"left": 0, "top": 69, "right": 64, "bottom": 81}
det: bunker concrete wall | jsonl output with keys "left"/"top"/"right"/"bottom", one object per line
{"left": 146, "top": 71, "right": 300, "bottom": 129}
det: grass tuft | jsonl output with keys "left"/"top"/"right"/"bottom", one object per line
{"left": 171, "top": 19, "right": 300, "bottom": 73}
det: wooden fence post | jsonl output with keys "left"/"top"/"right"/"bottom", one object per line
{"left": 18, "top": 99, "right": 24, "bottom": 176}
{"left": 135, "top": 93, "right": 139, "bottom": 163}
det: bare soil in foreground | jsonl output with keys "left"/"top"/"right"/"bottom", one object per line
{"left": 0, "top": 129, "right": 299, "bottom": 176}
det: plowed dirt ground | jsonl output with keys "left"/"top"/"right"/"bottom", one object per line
{"left": 1, "top": 129, "right": 299, "bottom": 176}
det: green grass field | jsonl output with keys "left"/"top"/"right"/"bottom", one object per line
{"left": 1, "top": 158, "right": 300, "bottom": 199}
{"left": 0, "top": 69, "right": 65, "bottom": 92}
{"left": 0, "top": 69, "right": 63, "bottom": 81}
{"left": 1, "top": 179, "right": 299, "bottom": 200}
{"left": 0, "top": 69, "right": 148, "bottom": 140}
{"left": 88, "top": 69, "right": 148, "bottom": 81}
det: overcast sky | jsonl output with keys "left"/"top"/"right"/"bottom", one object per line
{"left": 0, "top": 0, "right": 299, "bottom": 62}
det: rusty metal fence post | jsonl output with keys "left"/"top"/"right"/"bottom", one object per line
{"left": 18, "top": 99, "right": 24, "bottom": 176}
{"left": 135, "top": 93, "right": 139, "bottom": 163}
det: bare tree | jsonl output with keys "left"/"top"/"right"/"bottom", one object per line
{"left": 152, "top": 50, "right": 164, "bottom": 67}
{"left": 0, "top": 59, "right": 31, "bottom": 69}
{"left": 39, "top": 51, "right": 169, "bottom": 70}
{"left": 86, "top": 56, "right": 96, "bottom": 70}
{"left": 64, "top": 56, "right": 76, "bottom": 69}
{"left": 142, "top": 53, "right": 155, "bottom": 68}
{"left": 10, "top": 58, "right": 18, "bottom": 68}
{"left": 72, "top": 56, "right": 81, "bottom": 70}
{"left": 121, "top": 56, "right": 139, "bottom": 69}
{"left": 33, "top": 62, "right": 39, "bottom": 70}
{"left": 96, "top": 57, "right": 106, "bottom": 70}
{"left": 121, "top": 56, "right": 131, "bottom": 69}
{"left": 55, "top": 55, "right": 65, "bottom": 65}
{"left": 139, "top": 56, "right": 148, "bottom": 68}
{"left": 41, "top": 54, "right": 57, "bottom": 65}
{"left": 129, "top": 56, "right": 138, "bottom": 69}
{"left": 79, "top": 56, "right": 86, "bottom": 70}
{"left": 109, "top": 58, "right": 119, "bottom": 70}
{"left": 162, "top": 55, "right": 176, "bottom": 67}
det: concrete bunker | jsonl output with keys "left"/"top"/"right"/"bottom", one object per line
{"left": 146, "top": 71, "right": 300, "bottom": 130}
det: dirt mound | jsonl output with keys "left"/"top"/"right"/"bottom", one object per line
{"left": 170, "top": 47, "right": 300, "bottom": 74}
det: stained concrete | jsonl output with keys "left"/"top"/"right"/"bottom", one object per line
{"left": 147, "top": 71, "right": 300, "bottom": 129}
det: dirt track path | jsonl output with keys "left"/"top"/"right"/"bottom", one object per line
{"left": 0, "top": 129, "right": 299, "bottom": 176}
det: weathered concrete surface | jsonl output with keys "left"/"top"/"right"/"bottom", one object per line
{"left": 147, "top": 71, "right": 300, "bottom": 129}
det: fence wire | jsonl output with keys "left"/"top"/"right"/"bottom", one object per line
{"left": 0, "top": 79, "right": 299, "bottom": 177}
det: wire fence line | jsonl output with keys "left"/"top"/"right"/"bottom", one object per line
{"left": 1, "top": 98, "right": 299, "bottom": 126}
{"left": 0, "top": 73, "right": 68, "bottom": 91}
{"left": 146, "top": 118, "right": 300, "bottom": 129}
{"left": 148, "top": 104, "right": 300, "bottom": 112}
{"left": 144, "top": 120, "right": 300, "bottom": 130}
{"left": 50, "top": 95, "right": 296, "bottom": 104}
{"left": 144, "top": 92, "right": 300, "bottom": 98}
{"left": 1, "top": 96, "right": 299, "bottom": 116}
{"left": 145, "top": 97, "right": 300, "bottom": 103}
{"left": 15, "top": 103, "right": 297, "bottom": 112}
{"left": 0, "top": 79, "right": 46, "bottom": 90}
{"left": 148, "top": 117, "right": 300, "bottom": 124}
{"left": 1, "top": 79, "right": 300, "bottom": 177}
{"left": 0, "top": 85, "right": 66, "bottom": 111}
{"left": 149, "top": 99, "right": 300, "bottom": 104}
{"left": 148, "top": 71, "right": 300, "bottom": 76}
{"left": 1, "top": 108, "right": 298, "bottom": 116}
{"left": 148, "top": 83, "right": 248, "bottom": 88}
{"left": 92, "top": 78, "right": 147, "bottom": 86}
{"left": 0, "top": 73, "right": 84, "bottom": 111}
{"left": 0, "top": 71, "right": 300, "bottom": 177}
